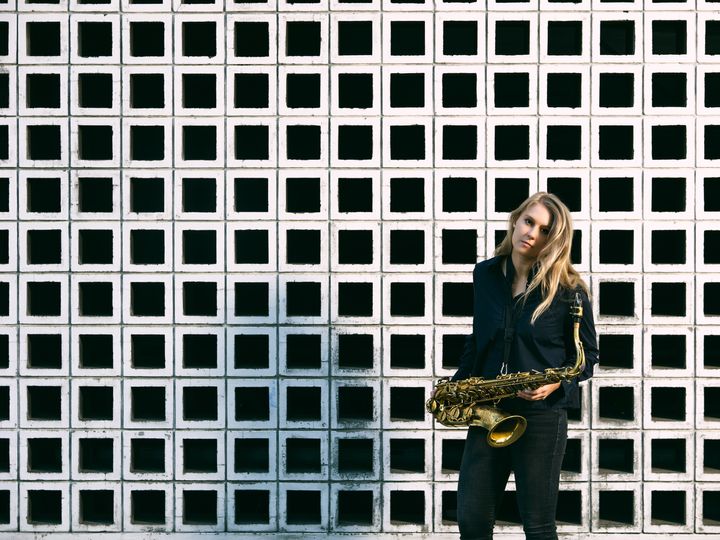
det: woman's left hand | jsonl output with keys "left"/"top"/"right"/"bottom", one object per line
{"left": 517, "top": 382, "right": 561, "bottom": 401}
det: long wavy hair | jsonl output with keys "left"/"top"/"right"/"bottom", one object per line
{"left": 494, "top": 192, "right": 589, "bottom": 323}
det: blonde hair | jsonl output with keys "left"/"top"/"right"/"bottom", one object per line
{"left": 494, "top": 192, "right": 589, "bottom": 323}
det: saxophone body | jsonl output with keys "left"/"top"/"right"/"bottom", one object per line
{"left": 426, "top": 292, "right": 586, "bottom": 447}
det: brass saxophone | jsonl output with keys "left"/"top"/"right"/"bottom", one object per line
{"left": 426, "top": 292, "right": 586, "bottom": 447}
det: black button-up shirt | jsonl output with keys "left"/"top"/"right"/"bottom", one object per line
{"left": 451, "top": 255, "right": 599, "bottom": 410}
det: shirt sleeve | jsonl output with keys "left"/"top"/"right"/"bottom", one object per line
{"left": 451, "top": 333, "right": 476, "bottom": 381}
{"left": 574, "top": 288, "right": 599, "bottom": 383}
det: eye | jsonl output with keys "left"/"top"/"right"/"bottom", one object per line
{"left": 524, "top": 218, "right": 533, "bottom": 225}
{"left": 540, "top": 228, "right": 550, "bottom": 236}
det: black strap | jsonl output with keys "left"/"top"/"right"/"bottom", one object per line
{"left": 501, "top": 257, "right": 521, "bottom": 374}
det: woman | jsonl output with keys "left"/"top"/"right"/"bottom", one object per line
{"left": 453, "top": 192, "right": 599, "bottom": 540}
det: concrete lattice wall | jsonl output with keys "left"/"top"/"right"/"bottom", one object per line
{"left": 0, "top": 0, "right": 720, "bottom": 534}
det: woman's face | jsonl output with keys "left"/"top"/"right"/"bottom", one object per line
{"left": 512, "top": 203, "right": 552, "bottom": 260}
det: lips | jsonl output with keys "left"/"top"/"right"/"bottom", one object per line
{"left": 521, "top": 240, "right": 533, "bottom": 248}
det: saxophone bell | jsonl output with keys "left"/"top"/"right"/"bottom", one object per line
{"left": 469, "top": 405, "right": 527, "bottom": 447}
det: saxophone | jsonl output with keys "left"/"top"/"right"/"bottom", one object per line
{"left": 426, "top": 292, "right": 586, "bottom": 447}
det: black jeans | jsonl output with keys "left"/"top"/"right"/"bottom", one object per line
{"left": 457, "top": 407, "right": 568, "bottom": 540}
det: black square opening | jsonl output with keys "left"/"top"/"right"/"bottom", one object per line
{"left": 27, "top": 385, "right": 62, "bottom": 420}
{"left": 286, "top": 386, "right": 322, "bottom": 421}
{"left": 390, "top": 21, "right": 425, "bottom": 56}
{"left": 546, "top": 177, "right": 581, "bottom": 212}
{"left": 0, "top": 335, "right": 8, "bottom": 370}
{"left": 440, "top": 439, "right": 465, "bottom": 474}
{"left": 26, "top": 22, "right": 61, "bottom": 56}
{"left": 27, "top": 229, "right": 61, "bottom": 265}
{"left": 182, "top": 386, "right": 218, "bottom": 421}
{"left": 234, "top": 281, "right": 270, "bottom": 317}
{"left": 338, "top": 386, "right": 374, "bottom": 421}
{"left": 78, "top": 22, "right": 112, "bottom": 57}
{"left": 286, "top": 73, "right": 320, "bottom": 109}
{"left": 129, "top": 22, "right": 164, "bottom": 57}
{"left": 286, "top": 125, "right": 321, "bottom": 160}
{"left": 652, "top": 20, "right": 686, "bottom": 55}
{"left": 27, "top": 177, "right": 61, "bottom": 213}
{"left": 547, "top": 21, "right": 582, "bottom": 55}
{"left": 28, "top": 438, "right": 62, "bottom": 472}
{"left": 78, "top": 438, "right": 113, "bottom": 473}
{"left": 27, "top": 334, "right": 62, "bottom": 369}
{"left": 129, "top": 125, "right": 165, "bottom": 161}
{"left": 183, "top": 438, "right": 217, "bottom": 473}
{"left": 599, "top": 230, "right": 634, "bottom": 265}
{"left": 443, "top": 21, "right": 477, "bottom": 56}
{"left": 78, "top": 177, "right": 113, "bottom": 213}
{"left": 651, "top": 177, "right": 685, "bottom": 212}
{"left": 235, "top": 125, "right": 270, "bottom": 159}
{"left": 183, "top": 334, "right": 217, "bottom": 369}
{"left": 390, "top": 230, "right": 424, "bottom": 265}
{"left": 598, "top": 334, "right": 634, "bottom": 369}
{"left": 234, "top": 386, "right": 270, "bottom": 421}
{"left": 28, "top": 490, "right": 62, "bottom": 524}
{"left": 651, "top": 387, "right": 686, "bottom": 421}
{"left": 131, "top": 491, "right": 165, "bottom": 525}
{"left": 599, "top": 73, "right": 634, "bottom": 108}
{"left": 130, "top": 282, "right": 165, "bottom": 316}
{"left": 130, "top": 74, "right": 164, "bottom": 109}
{"left": 546, "top": 125, "right": 581, "bottom": 160}
{"left": 599, "top": 177, "right": 633, "bottom": 212}
{"left": 78, "top": 282, "right": 113, "bottom": 317}
{"left": 442, "top": 73, "right": 476, "bottom": 108}
{"left": 337, "top": 491, "right": 373, "bottom": 526}
{"left": 182, "top": 490, "right": 217, "bottom": 525}
{"left": 705, "top": 125, "right": 720, "bottom": 160}
{"left": 495, "top": 21, "right": 529, "bottom": 55}
{"left": 598, "top": 438, "right": 634, "bottom": 474}
{"left": 390, "top": 73, "right": 424, "bottom": 108}
{"left": 234, "top": 22, "right": 269, "bottom": 57}
{"left": 182, "top": 230, "right": 217, "bottom": 265}
{"left": 390, "top": 490, "right": 425, "bottom": 525}
{"left": 234, "top": 438, "right": 269, "bottom": 473}
{"left": 181, "top": 178, "right": 215, "bottom": 213}
{"left": 338, "top": 21, "right": 372, "bottom": 55}
{"left": 651, "top": 125, "right": 686, "bottom": 160}
{"left": 27, "top": 125, "right": 61, "bottom": 160}
{"left": 598, "top": 386, "right": 634, "bottom": 421}
{"left": 233, "top": 334, "right": 269, "bottom": 370}
{"left": 442, "top": 177, "right": 476, "bottom": 213}
{"left": 442, "top": 282, "right": 474, "bottom": 317}
{"left": 598, "top": 281, "right": 635, "bottom": 317}
{"left": 285, "top": 281, "right": 320, "bottom": 316}
{"left": 79, "top": 490, "right": 114, "bottom": 525}
{"left": 561, "top": 438, "right": 582, "bottom": 474}
{"left": 651, "top": 438, "right": 686, "bottom": 473}
{"left": 389, "top": 334, "right": 425, "bottom": 370}
{"left": 79, "top": 386, "right": 114, "bottom": 420}
{"left": 182, "top": 22, "right": 216, "bottom": 57}
{"left": 27, "top": 281, "right": 61, "bottom": 316}
{"left": 706, "top": 73, "right": 720, "bottom": 108}
{"left": 130, "top": 179, "right": 164, "bottom": 213}
{"left": 130, "top": 230, "right": 164, "bottom": 265}
{"left": 389, "top": 387, "right": 426, "bottom": 420}
{"left": 442, "top": 229, "right": 477, "bottom": 264}
{"left": 286, "top": 333, "right": 322, "bottom": 370}
{"left": 443, "top": 125, "right": 477, "bottom": 160}
{"left": 79, "top": 230, "right": 113, "bottom": 265}
{"left": 389, "top": 125, "right": 425, "bottom": 160}
{"left": 495, "top": 125, "right": 530, "bottom": 160}
{"left": 337, "top": 177, "right": 372, "bottom": 214}
{"left": 652, "top": 72, "right": 686, "bottom": 107}
{"left": 651, "top": 282, "right": 686, "bottom": 317}
{"left": 600, "top": 21, "right": 635, "bottom": 55}
{"left": 338, "top": 125, "right": 373, "bottom": 160}
{"left": 26, "top": 73, "right": 60, "bottom": 108}
{"left": 130, "top": 386, "right": 166, "bottom": 421}
{"left": 286, "top": 21, "right": 321, "bottom": 56}
{"left": 182, "top": 281, "right": 218, "bottom": 317}
{"left": 285, "top": 177, "right": 320, "bottom": 214}
{"left": 286, "top": 229, "right": 321, "bottom": 264}
{"left": 234, "top": 490, "right": 270, "bottom": 525}
{"left": 234, "top": 73, "right": 269, "bottom": 109}
{"left": 234, "top": 178, "right": 268, "bottom": 212}
{"left": 494, "top": 178, "right": 530, "bottom": 213}
{"left": 651, "top": 491, "right": 686, "bottom": 525}
{"left": 337, "top": 334, "right": 374, "bottom": 370}
{"left": 131, "top": 438, "right": 165, "bottom": 472}
{"left": 547, "top": 73, "right": 582, "bottom": 108}
{"left": 182, "top": 74, "right": 215, "bottom": 109}
{"left": 338, "top": 282, "right": 373, "bottom": 317}
{"left": 234, "top": 229, "right": 269, "bottom": 265}
{"left": 286, "top": 490, "right": 321, "bottom": 524}
{"left": 651, "top": 230, "right": 686, "bottom": 264}
{"left": 337, "top": 438, "right": 374, "bottom": 473}
{"left": 78, "top": 334, "right": 113, "bottom": 369}
{"left": 182, "top": 126, "right": 216, "bottom": 161}
{"left": 338, "top": 73, "right": 373, "bottom": 110}
{"left": 286, "top": 438, "right": 321, "bottom": 473}
{"left": 78, "top": 73, "right": 113, "bottom": 109}
{"left": 338, "top": 230, "right": 373, "bottom": 265}
{"left": 598, "top": 125, "right": 634, "bottom": 160}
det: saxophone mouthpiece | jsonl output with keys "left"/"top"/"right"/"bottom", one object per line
{"left": 571, "top": 292, "right": 583, "bottom": 321}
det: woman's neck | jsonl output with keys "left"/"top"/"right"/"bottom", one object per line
{"left": 510, "top": 250, "right": 534, "bottom": 283}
